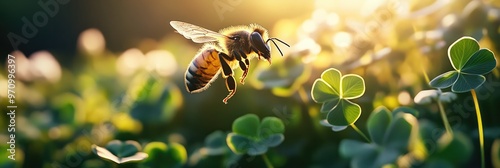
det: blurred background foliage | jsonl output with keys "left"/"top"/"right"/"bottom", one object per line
{"left": 1, "top": 0, "right": 500, "bottom": 167}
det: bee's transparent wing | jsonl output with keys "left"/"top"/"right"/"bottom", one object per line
{"left": 170, "top": 21, "right": 227, "bottom": 43}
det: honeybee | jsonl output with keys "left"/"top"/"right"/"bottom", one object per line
{"left": 170, "top": 21, "right": 289, "bottom": 104}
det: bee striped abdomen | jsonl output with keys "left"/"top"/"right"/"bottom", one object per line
{"left": 185, "top": 48, "right": 222, "bottom": 93}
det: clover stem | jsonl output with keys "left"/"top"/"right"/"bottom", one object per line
{"left": 262, "top": 153, "right": 274, "bottom": 168}
{"left": 436, "top": 98, "right": 453, "bottom": 136}
{"left": 471, "top": 89, "right": 485, "bottom": 168}
{"left": 351, "top": 124, "right": 371, "bottom": 143}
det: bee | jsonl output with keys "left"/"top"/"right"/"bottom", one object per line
{"left": 170, "top": 21, "right": 289, "bottom": 104}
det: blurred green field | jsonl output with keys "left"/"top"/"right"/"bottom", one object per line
{"left": 1, "top": 0, "right": 500, "bottom": 167}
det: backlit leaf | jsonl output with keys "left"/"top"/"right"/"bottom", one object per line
{"left": 448, "top": 36, "right": 480, "bottom": 70}
{"left": 341, "top": 74, "right": 365, "bottom": 99}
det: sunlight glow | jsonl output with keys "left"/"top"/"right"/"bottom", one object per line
{"left": 333, "top": 32, "right": 352, "bottom": 48}
{"left": 293, "top": 37, "right": 321, "bottom": 63}
{"left": 326, "top": 13, "right": 340, "bottom": 27}
{"left": 360, "top": 0, "right": 386, "bottom": 17}
{"left": 441, "top": 14, "right": 457, "bottom": 28}
{"left": 301, "top": 19, "right": 318, "bottom": 34}
{"left": 312, "top": 9, "right": 328, "bottom": 22}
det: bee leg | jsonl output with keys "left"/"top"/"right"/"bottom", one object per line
{"left": 234, "top": 50, "right": 249, "bottom": 84}
{"left": 220, "top": 53, "right": 236, "bottom": 104}
{"left": 241, "top": 58, "right": 250, "bottom": 84}
{"left": 238, "top": 61, "right": 248, "bottom": 84}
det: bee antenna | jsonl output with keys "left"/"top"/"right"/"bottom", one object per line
{"left": 266, "top": 38, "right": 290, "bottom": 56}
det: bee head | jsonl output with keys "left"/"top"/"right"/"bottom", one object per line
{"left": 250, "top": 31, "right": 289, "bottom": 64}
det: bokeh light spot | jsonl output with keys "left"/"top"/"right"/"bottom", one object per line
{"left": 333, "top": 32, "right": 352, "bottom": 48}
{"left": 116, "top": 48, "right": 145, "bottom": 76}
{"left": 398, "top": 91, "right": 412, "bottom": 105}
{"left": 145, "top": 50, "right": 177, "bottom": 77}
{"left": 78, "top": 28, "right": 106, "bottom": 55}
{"left": 30, "top": 51, "right": 62, "bottom": 83}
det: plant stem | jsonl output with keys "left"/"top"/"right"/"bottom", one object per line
{"left": 436, "top": 99, "right": 453, "bottom": 136}
{"left": 262, "top": 154, "right": 273, "bottom": 168}
{"left": 351, "top": 124, "right": 371, "bottom": 143}
{"left": 471, "top": 89, "right": 485, "bottom": 168}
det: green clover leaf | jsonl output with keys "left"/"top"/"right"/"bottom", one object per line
{"left": 92, "top": 140, "right": 148, "bottom": 164}
{"left": 226, "top": 114, "right": 285, "bottom": 156}
{"left": 139, "top": 142, "right": 187, "bottom": 168}
{"left": 430, "top": 37, "right": 497, "bottom": 92}
{"left": 311, "top": 68, "right": 365, "bottom": 126}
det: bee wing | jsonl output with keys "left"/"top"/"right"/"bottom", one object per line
{"left": 170, "top": 21, "right": 227, "bottom": 43}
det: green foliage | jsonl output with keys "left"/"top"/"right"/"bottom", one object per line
{"left": 205, "top": 131, "right": 228, "bottom": 153}
{"left": 419, "top": 121, "right": 474, "bottom": 167}
{"left": 311, "top": 68, "right": 365, "bottom": 127}
{"left": 493, "top": 139, "right": 500, "bottom": 168}
{"left": 128, "top": 74, "right": 182, "bottom": 125}
{"left": 431, "top": 133, "right": 473, "bottom": 164}
{"left": 429, "top": 36, "right": 497, "bottom": 92}
{"left": 4, "top": 1, "right": 500, "bottom": 167}
{"left": 139, "top": 142, "right": 187, "bottom": 168}
{"left": 92, "top": 140, "right": 148, "bottom": 164}
{"left": 226, "top": 114, "right": 285, "bottom": 156}
{"left": 253, "top": 53, "right": 312, "bottom": 97}
{"left": 339, "top": 106, "right": 419, "bottom": 168}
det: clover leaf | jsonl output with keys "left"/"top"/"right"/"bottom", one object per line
{"left": 339, "top": 107, "right": 419, "bottom": 168}
{"left": 430, "top": 36, "right": 497, "bottom": 92}
{"left": 139, "top": 141, "right": 187, "bottom": 168}
{"left": 226, "top": 114, "right": 285, "bottom": 156}
{"left": 92, "top": 140, "right": 148, "bottom": 164}
{"left": 311, "top": 68, "right": 365, "bottom": 126}
{"left": 204, "top": 131, "right": 229, "bottom": 155}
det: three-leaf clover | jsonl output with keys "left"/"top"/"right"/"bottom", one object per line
{"left": 226, "top": 114, "right": 285, "bottom": 156}
{"left": 429, "top": 36, "right": 497, "bottom": 92}
{"left": 92, "top": 140, "right": 148, "bottom": 164}
{"left": 311, "top": 68, "right": 365, "bottom": 126}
